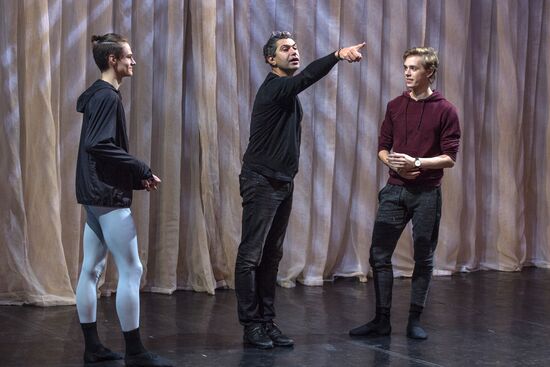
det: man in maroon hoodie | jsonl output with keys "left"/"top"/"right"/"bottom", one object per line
{"left": 349, "top": 47, "right": 461, "bottom": 340}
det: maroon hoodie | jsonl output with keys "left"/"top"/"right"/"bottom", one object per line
{"left": 378, "top": 90, "right": 461, "bottom": 187}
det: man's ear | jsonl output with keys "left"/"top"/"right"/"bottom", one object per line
{"left": 108, "top": 54, "right": 117, "bottom": 66}
{"left": 267, "top": 55, "right": 276, "bottom": 67}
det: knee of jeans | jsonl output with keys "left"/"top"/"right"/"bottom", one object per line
{"left": 258, "top": 255, "right": 282, "bottom": 271}
{"left": 236, "top": 249, "right": 262, "bottom": 270}
{"left": 413, "top": 260, "right": 433, "bottom": 274}
{"left": 262, "top": 246, "right": 283, "bottom": 263}
{"left": 413, "top": 247, "right": 434, "bottom": 264}
{"left": 370, "top": 261, "right": 393, "bottom": 273}
{"left": 369, "top": 248, "right": 392, "bottom": 269}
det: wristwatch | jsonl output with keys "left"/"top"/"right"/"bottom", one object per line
{"left": 414, "top": 158, "right": 422, "bottom": 168}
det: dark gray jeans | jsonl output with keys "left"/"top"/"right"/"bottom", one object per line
{"left": 235, "top": 169, "right": 293, "bottom": 326}
{"left": 369, "top": 184, "right": 442, "bottom": 310}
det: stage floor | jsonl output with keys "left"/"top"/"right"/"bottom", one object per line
{"left": 1, "top": 268, "right": 549, "bottom": 366}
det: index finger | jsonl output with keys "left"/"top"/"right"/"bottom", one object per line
{"left": 354, "top": 42, "right": 366, "bottom": 50}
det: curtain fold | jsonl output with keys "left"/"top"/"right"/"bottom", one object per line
{"left": 1, "top": 0, "right": 549, "bottom": 306}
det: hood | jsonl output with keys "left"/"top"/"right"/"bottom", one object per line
{"left": 76, "top": 79, "right": 118, "bottom": 113}
{"left": 401, "top": 89, "right": 444, "bottom": 102}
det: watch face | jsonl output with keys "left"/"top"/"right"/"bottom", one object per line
{"left": 415, "top": 159, "right": 421, "bottom": 167}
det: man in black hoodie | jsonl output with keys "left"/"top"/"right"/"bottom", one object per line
{"left": 235, "top": 31, "right": 365, "bottom": 349}
{"left": 349, "top": 47, "right": 461, "bottom": 340}
{"left": 75, "top": 33, "right": 171, "bottom": 366}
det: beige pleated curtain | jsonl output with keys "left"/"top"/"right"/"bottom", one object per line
{"left": 1, "top": 0, "right": 549, "bottom": 306}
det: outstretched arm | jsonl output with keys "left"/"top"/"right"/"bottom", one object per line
{"left": 270, "top": 42, "right": 366, "bottom": 99}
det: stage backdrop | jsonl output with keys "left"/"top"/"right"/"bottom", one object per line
{"left": 1, "top": 0, "right": 549, "bottom": 306}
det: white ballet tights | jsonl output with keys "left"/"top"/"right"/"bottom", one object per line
{"left": 76, "top": 206, "right": 143, "bottom": 332}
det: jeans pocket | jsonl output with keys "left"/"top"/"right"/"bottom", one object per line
{"left": 378, "top": 184, "right": 392, "bottom": 202}
{"left": 239, "top": 175, "right": 251, "bottom": 198}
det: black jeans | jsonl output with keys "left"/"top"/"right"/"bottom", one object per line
{"left": 369, "top": 184, "right": 442, "bottom": 310}
{"left": 235, "top": 169, "right": 293, "bottom": 326}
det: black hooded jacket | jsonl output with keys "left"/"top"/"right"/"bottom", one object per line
{"left": 75, "top": 79, "right": 152, "bottom": 207}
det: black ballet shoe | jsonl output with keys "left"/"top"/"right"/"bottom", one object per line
{"left": 349, "top": 317, "right": 391, "bottom": 337}
{"left": 84, "top": 346, "right": 124, "bottom": 363}
{"left": 406, "top": 320, "right": 428, "bottom": 340}
{"left": 124, "top": 351, "right": 174, "bottom": 367}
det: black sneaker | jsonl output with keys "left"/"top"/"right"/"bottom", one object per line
{"left": 264, "top": 321, "right": 294, "bottom": 347}
{"left": 243, "top": 323, "right": 274, "bottom": 349}
{"left": 124, "top": 351, "right": 174, "bottom": 367}
{"left": 84, "top": 346, "right": 124, "bottom": 363}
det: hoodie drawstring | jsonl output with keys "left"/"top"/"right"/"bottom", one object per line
{"left": 404, "top": 98, "right": 410, "bottom": 146}
{"left": 418, "top": 100, "right": 426, "bottom": 130}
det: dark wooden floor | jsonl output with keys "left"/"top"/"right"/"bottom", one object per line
{"left": 1, "top": 268, "right": 550, "bottom": 366}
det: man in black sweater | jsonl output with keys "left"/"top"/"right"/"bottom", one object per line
{"left": 236, "top": 31, "right": 365, "bottom": 349}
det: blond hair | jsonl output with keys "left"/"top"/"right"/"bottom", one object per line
{"left": 403, "top": 47, "right": 439, "bottom": 83}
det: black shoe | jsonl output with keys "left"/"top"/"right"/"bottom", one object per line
{"left": 124, "top": 351, "right": 174, "bottom": 367}
{"left": 406, "top": 320, "right": 428, "bottom": 340}
{"left": 264, "top": 321, "right": 294, "bottom": 347}
{"left": 349, "top": 318, "right": 391, "bottom": 337}
{"left": 84, "top": 346, "right": 124, "bottom": 363}
{"left": 243, "top": 324, "right": 274, "bottom": 349}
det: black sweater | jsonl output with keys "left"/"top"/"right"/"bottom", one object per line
{"left": 75, "top": 80, "right": 152, "bottom": 207}
{"left": 242, "top": 52, "right": 339, "bottom": 181}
